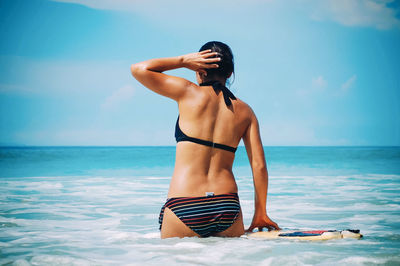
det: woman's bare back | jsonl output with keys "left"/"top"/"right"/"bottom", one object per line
{"left": 168, "top": 83, "right": 252, "bottom": 197}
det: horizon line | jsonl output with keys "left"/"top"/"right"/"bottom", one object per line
{"left": 1, "top": 145, "right": 399, "bottom": 148}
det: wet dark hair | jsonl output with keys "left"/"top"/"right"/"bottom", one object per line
{"left": 199, "top": 41, "right": 234, "bottom": 80}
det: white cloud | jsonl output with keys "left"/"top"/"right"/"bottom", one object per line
{"left": 307, "top": 0, "right": 400, "bottom": 30}
{"left": 51, "top": 0, "right": 274, "bottom": 11}
{"left": 13, "top": 126, "right": 175, "bottom": 146}
{"left": 50, "top": 0, "right": 139, "bottom": 11}
{"left": 260, "top": 121, "right": 354, "bottom": 146}
{"left": 297, "top": 75, "right": 327, "bottom": 96}
{"left": 0, "top": 83, "right": 35, "bottom": 94}
{"left": 51, "top": 0, "right": 400, "bottom": 30}
{"left": 340, "top": 74, "right": 357, "bottom": 92}
{"left": 312, "top": 76, "right": 327, "bottom": 89}
{"left": 50, "top": 0, "right": 258, "bottom": 35}
{"left": 298, "top": 74, "right": 357, "bottom": 97}
{"left": 0, "top": 56, "right": 131, "bottom": 95}
{"left": 261, "top": 122, "right": 318, "bottom": 145}
{"left": 101, "top": 85, "right": 135, "bottom": 110}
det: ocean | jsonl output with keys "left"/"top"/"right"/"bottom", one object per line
{"left": 1, "top": 146, "right": 399, "bottom": 265}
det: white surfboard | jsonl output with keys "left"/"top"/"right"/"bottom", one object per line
{"left": 247, "top": 229, "right": 362, "bottom": 241}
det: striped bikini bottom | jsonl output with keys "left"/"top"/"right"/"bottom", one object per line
{"left": 159, "top": 193, "right": 241, "bottom": 237}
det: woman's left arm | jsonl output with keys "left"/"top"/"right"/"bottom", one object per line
{"left": 131, "top": 50, "right": 220, "bottom": 101}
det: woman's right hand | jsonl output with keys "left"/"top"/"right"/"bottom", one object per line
{"left": 182, "top": 50, "right": 220, "bottom": 74}
{"left": 246, "top": 213, "right": 280, "bottom": 233}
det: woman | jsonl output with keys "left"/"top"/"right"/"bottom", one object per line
{"left": 131, "top": 41, "right": 279, "bottom": 238}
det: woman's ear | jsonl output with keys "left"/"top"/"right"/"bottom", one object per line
{"left": 197, "top": 71, "right": 207, "bottom": 80}
{"left": 196, "top": 71, "right": 206, "bottom": 84}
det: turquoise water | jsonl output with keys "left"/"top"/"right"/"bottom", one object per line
{"left": 1, "top": 146, "right": 400, "bottom": 265}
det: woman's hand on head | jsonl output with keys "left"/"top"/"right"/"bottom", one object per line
{"left": 246, "top": 213, "right": 280, "bottom": 233}
{"left": 182, "top": 50, "right": 220, "bottom": 75}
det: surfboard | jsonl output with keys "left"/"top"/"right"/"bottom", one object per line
{"left": 247, "top": 229, "right": 362, "bottom": 241}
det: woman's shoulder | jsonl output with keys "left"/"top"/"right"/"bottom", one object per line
{"left": 233, "top": 97, "right": 255, "bottom": 117}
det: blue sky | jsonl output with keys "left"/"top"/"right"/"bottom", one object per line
{"left": 0, "top": 0, "right": 399, "bottom": 146}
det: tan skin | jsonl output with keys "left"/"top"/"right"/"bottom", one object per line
{"left": 131, "top": 49, "right": 280, "bottom": 238}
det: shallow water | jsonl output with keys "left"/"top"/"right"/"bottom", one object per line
{"left": 1, "top": 146, "right": 400, "bottom": 265}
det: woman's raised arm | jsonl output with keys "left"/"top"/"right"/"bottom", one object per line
{"left": 130, "top": 50, "right": 220, "bottom": 101}
{"left": 242, "top": 110, "right": 280, "bottom": 232}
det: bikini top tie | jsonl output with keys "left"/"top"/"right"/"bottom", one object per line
{"left": 174, "top": 81, "right": 237, "bottom": 153}
{"left": 199, "top": 81, "right": 237, "bottom": 107}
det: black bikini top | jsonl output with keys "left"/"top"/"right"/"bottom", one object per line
{"left": 174, "top": 81, "right": 237, "bottom": 153}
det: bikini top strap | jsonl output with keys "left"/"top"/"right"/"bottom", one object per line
{"left": 175, "top": 116, "right": 237, "bottom": 153}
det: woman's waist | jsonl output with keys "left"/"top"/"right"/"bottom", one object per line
{"left": 168, "top": 170, "right": 238, "bottom": 198}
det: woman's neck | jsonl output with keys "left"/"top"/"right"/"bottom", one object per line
{"left": 200, "top": 77, "right": 226, "bottom": 85}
